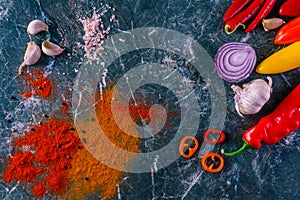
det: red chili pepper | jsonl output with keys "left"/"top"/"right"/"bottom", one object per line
{"left": 225, "top": 0, "right": 265, "bottom": 34}
{"left": 223, "top": 0, "right": 252, "bottom": 22}
{"left": 274, "top": 16, "right": 300, "bottom": 45}
{"left": 222, "top": 84, "right": 300, "bottom": 156}
{"left": 279, "top": 0, "right": 300, "bottom": 17}
{"left": 203, "top": 129, "right": 226, "bottom": 144}
{"left": 245, "top": 0, "right": 276, "bottom": 32}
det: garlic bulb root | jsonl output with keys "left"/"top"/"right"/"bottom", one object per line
{"left": 232, "top": 77, "right": 272, "bottom": 117}
{"left": 18, "top": 63, "right": 26, "bottom": 76}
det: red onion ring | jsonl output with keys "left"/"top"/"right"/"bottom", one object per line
{"left": 214, "top": 42, "right": 256, "bottom": 83}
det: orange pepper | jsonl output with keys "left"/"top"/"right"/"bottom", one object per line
{"left": 201, "top": 152, "right": 224, "bottom": 173}
{"left": 178, "top": 136, "right": 199, "bottom": 159}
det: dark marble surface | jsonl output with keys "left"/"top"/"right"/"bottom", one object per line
{"left": 0, "top": 0, "right": 299, "bottom": 199}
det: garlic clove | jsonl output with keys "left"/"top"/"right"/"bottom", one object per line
{"left": 232, "top": 85, "right": 244, "bottom": 117}
{"left": 262, "top": 18, "right": 285, "bottom": 32}
{"left": 27, "top": 19, "right": 49, "bottom": 35}
{"left": 18, "top": 41, "right": 41, "bottom": 75}
{"left": 42, "top": 40, "right": 64, "bottom": 56}
{"left": 235, "top": 102, "right": 244, "bottom": 117}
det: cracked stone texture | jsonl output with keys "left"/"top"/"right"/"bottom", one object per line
{"left": 0, "top": 0, "right": 299, "bottom": 199}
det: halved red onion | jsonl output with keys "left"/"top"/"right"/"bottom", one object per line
{"left": 214, "top": 42, "right": 256, "bottom": 83}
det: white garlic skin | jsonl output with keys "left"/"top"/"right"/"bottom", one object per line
{"left": 262, "top": 18, "right": 285, "bottom": 32}
{"left": 27, "top": 19, "right": 48, "bottom": 35}
{"left": 232, "top": 77, "right": 272, "bottom": 116}
{"left": 42, "top": 40, "right": 64, "bottom": 56}
{"left": 18, "top": 41, "right": 41, "bottom": 75}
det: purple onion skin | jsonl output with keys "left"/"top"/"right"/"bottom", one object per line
{"left": 214, "top": 42, "right": 256, "bottom": 83}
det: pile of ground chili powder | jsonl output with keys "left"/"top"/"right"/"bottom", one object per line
{"left": 3, "top": 118, "right": 81, "bottom": 197}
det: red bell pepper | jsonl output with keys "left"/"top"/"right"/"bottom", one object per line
{"left": 274, "top": 16, "right": 300, "bottom": 45}
{"left": 279, "top": 0, "right": 300, "bottom": 17}
{"left": 222, "top": 84, "right": 300, "bottom": 156}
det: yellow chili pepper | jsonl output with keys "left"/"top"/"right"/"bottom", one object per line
{"left": 256, "top": 41, "right": 300, "bottom": 74}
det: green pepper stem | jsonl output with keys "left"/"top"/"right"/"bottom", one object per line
{"left": 224, "top": 24, "right": 246, "bottom": 35}
{"left": 221, "top": 140, "right": 251, "bottom": 156}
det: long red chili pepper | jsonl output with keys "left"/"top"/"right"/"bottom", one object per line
{"left": 223, "top": 0, "right": 252, "bottom": 22}
{"left": 274, "top": 16, "right": 300, "bottom": 45}
{"left": 222, "top": 84, "right": 300, "bottom": 156}
{"left": 225, "top": 0, "right": 265, "bottom": 34}
{"left": 279, "top": 0, "right": 300, "bottom": 17}
{"left": 245, "top": 0, "right": 276, "bottom": 32}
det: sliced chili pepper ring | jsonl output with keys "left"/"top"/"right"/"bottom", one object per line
{"left": 203, "top": 129, "right": 225, "bottom": 144}
{"left": 201, "top": 152, "right": 224, "bottom": 173}
{"left": 179, "top": 136, "right": 199, "bottom": 159}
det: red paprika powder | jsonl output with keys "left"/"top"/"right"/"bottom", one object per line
{"left": 20, "top": 69, "right": 52, "bottom": 99}
{"left": 3, "top": 118, "right": 81, "bottom": 197}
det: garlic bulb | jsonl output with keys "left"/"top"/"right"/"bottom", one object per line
{"left": 18, "top": 41, "right": 41, "bottom": 75}
{"left": 27, "top": 19, "right": 48, "bottom": 35}
{"left": 232, "top": 77, "right": 272, "bottom": 116}
{"left": 42, "top": 40, "right": 64, "bottom": 56}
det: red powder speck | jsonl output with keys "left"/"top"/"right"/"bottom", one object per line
{"left": 20, "top": 69, "right": 52, "bottom": 99}
{"left": 61, "top": 102, "right": 69, "bottom": 115}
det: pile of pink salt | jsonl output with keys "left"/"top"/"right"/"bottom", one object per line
{"left": 80, "top": 6, "right": 116, "bottom": 64}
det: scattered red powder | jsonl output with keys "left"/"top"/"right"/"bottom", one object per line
{"left": 20, "top": 69, "right": 52, "bottom": 99}
{"left": 3, "top": 118, "right": 81, "bottom": 197}
{"left": 109, "top": 102, "right": 164, "bottom": 124}
{"left": 61, "top": 102, "right": 69, "bottom": 115}
{"left": 129, "top": 104, "right": 151, "bottom": 122}
{"left": 111, "top": 101, "right": 179, "bottom": 130}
